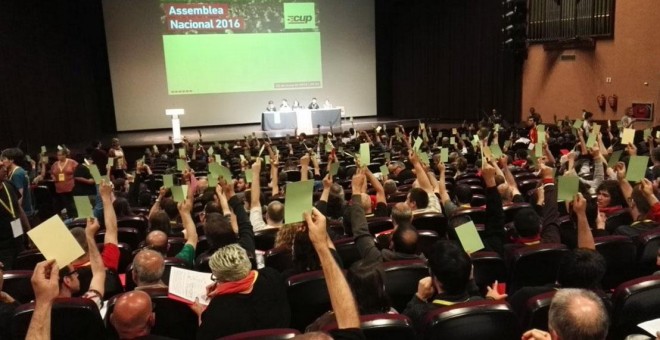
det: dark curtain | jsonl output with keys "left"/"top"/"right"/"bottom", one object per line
{"left": 0, "top": 0, "right": 115, "bottom": 153}
{"left": 376, "top": 0, "right": 522, "bottom": 124}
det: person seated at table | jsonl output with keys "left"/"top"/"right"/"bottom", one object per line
{"left": 292, "top": 100, "right": 303, "bottom": 110}
{"left": 266, "top": 100, "right": 277, "bottom": 112}
{"left": 280, "top": 99, "right": 290, "bottom": 110}
{"left": 323, "top": 98, "right": 333, "bottom": 109}
{"left": 308, "top": 97, "right": 320, "bottom": 110}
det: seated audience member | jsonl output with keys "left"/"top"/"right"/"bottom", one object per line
{"left": 113, "top": 197, "right": 134, "bottom": 218}
{"left": 387, "top": 161, "right": 415, "bottom": 183}
{"left": 110, "top": 290, "right": 175, "bottom": 340}
{"left": 59, "top": 218, "right": 106, "bottom": 309}
{"left": 614, "top": 174, "right": 660, "bottom": 237}
{"left": 522, "top": 289, "right": 609, "bottom": 340}
{"left": 0, "top": 261, "right": 18, "bottom": 339}
{"left": 499, "top": 194, "right": 608, "bottom": 317}
{"left": 143, "top": 189, "right": 198, "bottom": 266}
{"left": 383, "top": 179, "right": 399, "bottom": 197}
{"left": 148, "top": 211, "right": 171, "bottom": 235}
{"left": 249, "top": 160, "right": 284, "bottom": 231}
{"left": 201, "top": 179, "right": 255, "bottom": 258}
{"left": 351, "top": 171, "right": 423, "bottom": 263}
{"left": 403, "top": 240, "right": 482, "bottom": 331}
{"left": 307, "top": 260, "right": 395, "bottom": 331}
{"left": 595, "top": 179, "right": 629, "bottom": 232}
{"left": 405, "top": 152, "right": 441, "bottom": 215}
{"left": 132, "top": 249, "right": 167, "bottom": 290}
{"left": 391, "top": 202, "right": 413, "bottom": 228}
{"left": 442, "top": 183, "right": 472, "bottom": 216}
{"left": 301, "top": 207, "right": 365, "bottom": 338}
{"left": 360, "top": 168, "right": 388, "bottom": 217}
{"left": 68, "top": 181, "right": 120, "bottom": 294}
{"left": 193, "top": 244, "right": 290, "bottom": 339}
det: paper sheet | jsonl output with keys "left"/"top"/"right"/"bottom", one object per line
{"left": 27, "top": 215, "right": 85, "bottom": 267}
{"left": 586, "top": 124, "right": 600, "bottom": 148}
{"left": 171, "top": 185, "right": 188, "bottom": 203}
{"left": 380, "top": 165, "right": 389, "bottom": 176}
{"left": 454, "top": 220, "right": 484, "bottom": 254}
{"left": 88, "top": 165, "right": 102, "bottom": 184}
{"left": 557, "top": 176, "right": 580, "bottom": 202}
{"left": 168, "top": 267, "right": 214, "bottom": 305}
{"left": 359, "top": 143, "right": 370, "bottom": 166}
{"left": 178, "top": 148, "right": 186, "bottom": 157}
{"left": 74, "top": 196, "right": 94, "bottom": 218}
{"left": 490, "top": 144, "right": 503, "bottom": 159}
{"left": 413, "top": 137, "right": 423, "bottom": 151}
{"left": 244, "top": 169, "right": 253, "bottom": 184}
{"left": 441, "top": 148, "right": 449, "bottom": 163}
{"left": 638, "top": 318, "right": 660, "bottom": 336}
{"left": 621, "top": 128, "right": 636, "bottom": 145}
{"left": 176, "top": 159, "right": 187, "bottom": 172}
{"left": 162, "top": 174, "right": 174, "bottom": 188}
{"left": 284, "top": 180, "right": 314, "bottom": 224}
{"left": 329, "top": 162, "right": 340, "bottom": 176}
{"left": 626, "top": 156, "right": 649, "bottom": 183}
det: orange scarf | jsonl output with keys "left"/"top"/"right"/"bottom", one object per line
{"left": 208, "top": 270, "right": 259, "bottom": 298}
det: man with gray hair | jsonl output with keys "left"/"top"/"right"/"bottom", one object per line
{"left": 193, "top": 243, "right": 289, "bottom": 339}
{"left": 131, "top": 249, "right": 167, "bottom": 290}
{"left": 522, "top": 288, "right": 609, "bottom": 340}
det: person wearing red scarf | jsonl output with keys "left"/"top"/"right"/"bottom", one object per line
{"left": 193, "top": 244, "right": 290, "bottom": 339}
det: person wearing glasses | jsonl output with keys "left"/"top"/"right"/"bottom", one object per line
{"left": 57, "top": 217, "right": 106, "bottom": 309}
{"left": 0, "top": 261, "right": 19, "bottom": 339}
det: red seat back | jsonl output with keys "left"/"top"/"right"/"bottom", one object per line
{"left": 423, "top": 300, "right": 521, "bottom": 340}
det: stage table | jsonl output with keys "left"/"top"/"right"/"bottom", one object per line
{"left": 261, "top": 108, "right": 342, "bottom": 132}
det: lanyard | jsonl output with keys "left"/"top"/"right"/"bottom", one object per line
{"left": 57, "top": 159, "right": 69, "bottom": 173}
{"left": 0, "top": 184, "right": 16, "bottom": 219}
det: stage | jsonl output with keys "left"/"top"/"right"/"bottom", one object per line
{"left": 115, "top": 116, "right": 429, "bottom": 147}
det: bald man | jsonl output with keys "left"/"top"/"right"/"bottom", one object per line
{"left": 110, "top": 291, "right": 174, "bottom": 340}
{"left": 522, "top": 288, "right": 609, "bottom": 340}
{"left": 132, "top": 249, "right": 166, "bottom": 290}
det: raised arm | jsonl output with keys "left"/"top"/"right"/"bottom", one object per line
{"left": 408, "top": 150, "right": 434, "bottom": 193}
{"left": 539, "top": 161, "right": 561, "bottom": 244}
{"left": 350, "top": 172, "right": 383, "bottom": 264}
{"left": 270, "top": 153, "right": 280, "bottom": 196}
{"left": 300, "top": 154, "right": 310, "bottom": 182}
{"left": 178, "top": 185, "right": 198, "bottom": 249}
{"left": 364, "top": 168, "right": 386, "bottom": 204}
{"left": 224, "top": 180, "right": 255, "bottom": 256}
{"left": 99, "top": 180, "right": 118, "bottom": 245}
{"left": 85, "top": 218, "right": 106, "bottom": 297}
{"left": 148, "top": 187, "right": 167, "bottom": 221}
{"left": 573, "top": 193, "right": 596, "bottom": 250}
{"left": 26, "top": 260, "right": 60, "bottom": 340}
{"left": 305, "top": 208, "right": 360, "bottom": 330}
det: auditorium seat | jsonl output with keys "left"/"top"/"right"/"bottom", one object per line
{"left": 417, "top": 230, "right": 440, "bottom": 258}
{"left": 286, "top": 270, "right": 331, "bottom": 331}
{"left": 218, "top": 328, "right": 300, "bottom": 340}
{"left": 502, "top": 203, "right": 532, "bottom": 224}
{"left": 367, "top": 217, "right": 394, "bottom": 235}
{"left": 422, "top": 300, "right": 521, "bottom": 340}
{"left": 507, "top": 244, "right": 568, "bottom": 294}
{"left": 117, "top": 216, "right": 149, "bottom": 238}
{"left": 471, "top": 251, "right": 508, "bottom": 294}
{"left": 382, "top": 259, "right": 429, "bottom": 312}
{"left": 166, "top": 237, "right": 186, "bottom": 257}
{"left": 450, "top": 207, "right": 486, "bottom": 225}
{"left": 1, "top": 270, "right": 34, "bottom": 304}
{"left": 520, "top": 290, "right": 556, "bottom": 331}
{"left": 321, "top": 313, "right": 415, "bottom": 340}
{"left": 254, "top": 227, "right": 280, "bottom": 251}
{"left": 334, "top": 238, "right": 361, "bottom": 269}
{"left": 609, "top": 275, "right": 660, "bottom": 340}
{"left": 105, "top": 287, "right": 199, "bottom": 340}
{"left": 265, "top": 247, "right": 293, "bottom": 272}
{"left": 97, "top": 242, "right": 133, "bottom": 274}
{"left": 387, "top": 192, "right": 408, "bottom": 203}
{"left": 594, "top": 235, "right": 638, "bottom": 290}
{"left": 456, "top": 178, "right": 483, "bottom": 187}
{"left": 412, "top": 212, "right": 448, "bottom": 237}
{"left": 513, "top": 172, "right": 537, "bottom": 182}
{"left": 636, "top": 229, "right": 660, "bottom": 276}
{"left": 605, "top": 209, "right": 633, "bottom": 233}
{"left": 95, "top": 227, "right": 141, "bottom": 250}
{"left": 11, "top": 298, "right": 106, "bottom": 340}
{"left": 13, "top": 249, "right": 45, "bottom": 271}
{"left": 517, "top": 179, "right": 540, "bottom": 196}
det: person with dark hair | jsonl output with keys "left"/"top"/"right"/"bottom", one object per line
{"left": 522, "top": 289, "right": 609, "bottom": 340}
{"left": 403, "top": 240, "right": 481, "bottom": 331}
{"left": 582, "top": 111, "right": 594, "bottom": 137}
{"left": 527, "top": 115, "right": 540, "bottom": 144}
{"left": 595, "top": 179, "right": 628, "bottom": 233}
{"left": 350, "top": 171, "right": 424, "bottom": 263}
{"left": 266, "top": 100, "right": 277, "bottom": 112}
{"left": 307, "top": 260, "right": 395, "bottom": 331}
{"left": 1, "top": 148, "right": 34, "bottom": 217}
{"left": 405, "top": 150, "right": 441, "bottom": 215}
{"left": 148, "top": 211, "right": 171, "bottom": 235}
{"left": 72, "top": 157, "right": 97, "bottom": 199}
{"left": 113, "top": 197, "right": 133, "bottom": 218}
{"left": 442, "top": 183, "right": 472, "bottom": 216}
{"left": 50, "top": 147, "right": 78, "bottom": 217}
{"left": 308, "top": 97, "right": 319, "bottom": 110}
{"left": 613, "top": 177, "right": 660, "bottom": 237}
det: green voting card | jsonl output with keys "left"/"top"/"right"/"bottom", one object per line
{"left": 537, "top": 125, "right": 546, "bottom": 146}
{"left": 162, "top": 174, "right": 174, "bottom": 188}
{"left": 586, "top": 124, "right": 600, "bottom": 148}
{"left": 607, "top": 150, "right": 623, "bottom": 168}
{"left": 176, "top": 159, "right": 187, "bottom": 172}
{"left": 219, "top": 165, "right": 233, "bottom": 181}
{"left": 441, "top": 148, "right": 449, "bottom": 163}
{"left": 214, "top": 154, "right": 222, "bottom": 164}
{"left": 208, "top": 174, "right": 219, "bottom": 188}
{"left": 535, "top": 142, "right": 543, "bottom": 158}
{"left": 208, "top": 163, "right": 222, "bottom": 177}
{"left": 450, "top": 137, "right": 456, "bottom": 146}
{"left": 621, "top": 128, "right": 635, "bottom": 145}
{"left": 380, "top": 165, "right": 389, "bottom": 176}
{"left": 284, "top": 180, "right": 314, "bottom": 224}
{"left": 178, "top": 148, "right": 186, "bottom": 157}
{"left": 413, "top": 137, "right": 423, "bottom": 151}
{"left": 40, "top": 145, "right": 47, "bottom": 154}
{"left": 490, "top": 144, "right": 503, "bottom": 159}
{"left": 88, "top": 165, "right": 102, "bottom": 184}
{"left": 454, "top": 220, "right": 484, "bottom": 254}
{"left": 329, "top": 162, "right": 340, "bottom": 177}
{"left": 384, "top": 152, "right": 391, "bottom": 162}
{"left": 572, "top": 119, "right": 583, "bottom": 130}
{"left": 73, "top": 196, "right": 94, "bottom": 219}
{"left": 626, "top": 156, "right": 649, "bottom": 183}
{"left": 171, "top": 185, "right": 188, "bottom": 203}
{"left": 418, "top": 152, "right": 430, "bottom": 166}
{"left": 207, "top": 146, "right": 214, "bottom": 156}
{"left": 265, "top": 155, "right": 270, "bottom": 165}
{"left": 244, "top": 169, "right": 253, "bottom": 184}
{"left": 359, "top": 143, "right": 370, "bottom": 166}
{"left": 557, "top": 175, "right": 580, "bottom": 202}
{"left": 644, "top": 128, "right": 652, "bottom": 140}
{"left": 325, "top": 141, "right": 333, "bottom": 153}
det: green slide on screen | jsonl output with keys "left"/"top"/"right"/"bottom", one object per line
{"left": 163, "top": 33, "right": 323, "bottom": 95}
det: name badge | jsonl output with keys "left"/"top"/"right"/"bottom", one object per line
{"left": 58, "top": 173, "right": 65, "bottom": 182}
{"left": 11, "top": 219, "right": 23, "bottom": 238}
